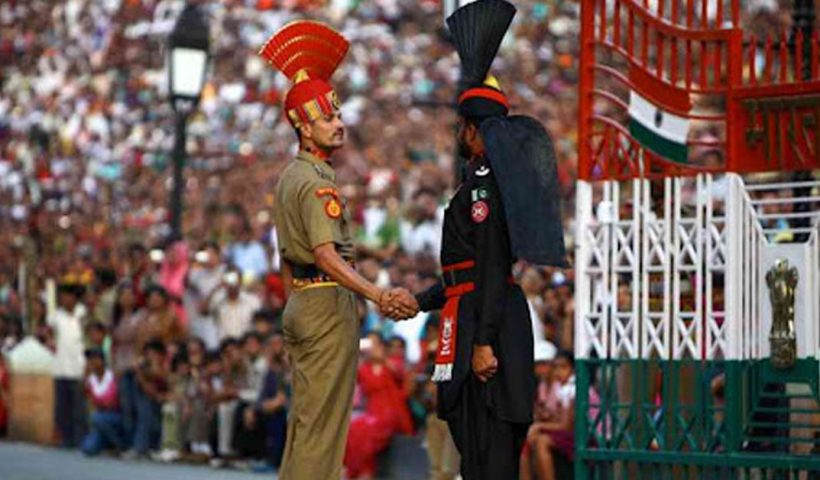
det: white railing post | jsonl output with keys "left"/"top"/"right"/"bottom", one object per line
{"left": 724, "top": 174, "right": 742, "bottom": 361}
{"left": 575, "top": 180, "right": 593, "bottom": 359}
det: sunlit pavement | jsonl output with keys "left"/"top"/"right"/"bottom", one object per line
{"left": 0, "top": 442, "right": 277, "bottom": 480}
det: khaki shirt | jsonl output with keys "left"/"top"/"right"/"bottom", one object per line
{"left": 273, "top": 151, "right": 355, "bottom": 266}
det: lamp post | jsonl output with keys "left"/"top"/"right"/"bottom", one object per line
{"left": 167, "top": 2, "right": 209, "bottom": 240}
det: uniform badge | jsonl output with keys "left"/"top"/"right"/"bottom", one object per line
{"left": 325, "top": 198, "right": 342, "bottom": 219}
{"left": 471, "top": 200, "right": 489, "bottom": 223}
{"left": 475, "top": 166, "right": 491, "bottom": 177}
{"left": 315, "top": 187, "right": 339, "bottom": 198}
{"left": 470, "top": 187, "right": 489, "bottom": 202}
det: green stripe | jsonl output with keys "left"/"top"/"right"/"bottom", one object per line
{"left": 629, "top": 119, "right": 689, "bottom": 164}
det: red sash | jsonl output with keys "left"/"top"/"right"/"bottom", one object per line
{"left": 432, "top": 261, "right": 477, "bottom": 383}
{"left": 432, "top": 260, "right": 516, "bottom": 382}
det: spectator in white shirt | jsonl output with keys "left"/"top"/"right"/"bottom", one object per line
{"left": 185, "top": 242, "right": 226, "bottom": 350}
{"left": 400, "top": 189, "right": 444, "bottom": 257}
{"left": 49, "top": 283, "right": 89, "bottom": 448}
{"left": 206, "top": 270, "right": 262, "bottom": 342}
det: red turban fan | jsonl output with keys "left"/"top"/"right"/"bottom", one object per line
{"left": 259, "top": 21, "right": 349, "bottom": 128}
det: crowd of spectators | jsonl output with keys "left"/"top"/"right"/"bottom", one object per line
{"left": 0, "top": 0, "right": 807, "bottom": 478}
{"left": 0, "top": 0, "right": 580, "bottom": 476}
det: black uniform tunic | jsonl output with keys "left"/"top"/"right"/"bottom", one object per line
{"left": 416, "top": 156, "right": 535, "bottom": 479}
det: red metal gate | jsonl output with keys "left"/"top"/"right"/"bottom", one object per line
{"left": 578, "top": 0, "right": 820, "bottom": 181}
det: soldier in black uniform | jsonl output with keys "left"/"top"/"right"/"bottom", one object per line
{"left": 414, "top": 1, "right": 568, "bottom": 479}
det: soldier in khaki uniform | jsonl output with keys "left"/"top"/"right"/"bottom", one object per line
{"left": 259, "top": 22, "right": 418, "bottom": 479}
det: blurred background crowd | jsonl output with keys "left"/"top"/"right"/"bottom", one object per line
{"left": 0, "top": 0, "right": 810, "bottom": 478}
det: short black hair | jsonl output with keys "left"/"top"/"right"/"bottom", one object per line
{"left": 199, "top": 241, "right": 221, "bottom": 254}
{"left": 143, "top": 339, "right": 166, "bottom": 356}
{"left": 96, "top": 269, "right": 118, "bottom": 289}
{"left": 205, "top": 351, "right": 222, "bottom": 365}
{"left": 58, "top": 283, "right": 84, "bottom": 298}
{"left": 171, "top": 352, "right": 190, "bottom": 371}
{"left": 87, "top": 321, "right": 106, "bottom": 333}
{"left": 84, "top": 348, "right": 105, "bottom": 361}
{"left": 144, "top": 284, "right": 169, "bottom": 300}
{"left": 555, "top": 350, "right": 575, "bottom": 368}
{"left": 219, "top": 337, "right": 240, "bottom": 353}
{"left": 242, "top": 332, "right": 262, "bottom": 345}
{"left": 187, "top": 336, "right": 206, "bottom": 351}
{"left": 252, "top": 309, "right": 275, "bottom": 323}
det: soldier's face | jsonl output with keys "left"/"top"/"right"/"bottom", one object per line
{"left": 303, "top": 110, "right": 345, "bottom": 150}
{"left": 457, "top": 118, "right": 481, "bottom": 159}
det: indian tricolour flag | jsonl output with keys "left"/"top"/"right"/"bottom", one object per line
{"left": 628, "top": 67, "right": 692, "bottom": 164}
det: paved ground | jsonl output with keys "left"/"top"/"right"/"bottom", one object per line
{"left": 0, "top": 442, "right": 276, "bottom": 480}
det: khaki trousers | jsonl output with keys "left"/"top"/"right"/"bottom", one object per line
{"left": 426, "top": 413, "right": 461, "bottom": 480}
{"left": 279, "top": 285, "right": 358, "bottom": 480}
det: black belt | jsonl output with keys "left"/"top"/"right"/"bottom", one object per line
{"left": 291, "top": 260, "right": 355, "bottom": 281}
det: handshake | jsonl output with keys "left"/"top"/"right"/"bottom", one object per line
{"left": 377, "top": 288, "right": 419, "bottom": 321}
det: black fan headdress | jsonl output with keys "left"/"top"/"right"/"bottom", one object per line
{"left": 446, "top": 0, "right": 516, "bottom": 119}
{"left": 446, "top": 1, "right": 569, "bottom": 268}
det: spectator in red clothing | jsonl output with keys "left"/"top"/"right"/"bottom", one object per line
{"left": 344, "top": 333, "right": 414, "bottom": 479}
{"left": 81, "top": 349, "right": 126, "bottom": 455}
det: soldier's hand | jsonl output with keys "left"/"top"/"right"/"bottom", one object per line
{"left": 389, "top": 288, "right": 419, "bottom": 320}
{"left": 377, "top": 289, "right": 397, "bottom": 318}
{"left": 378, "top": 288, "right": 419, "bottom": 320}
{"left": 472, "top": 344, "right": 498, "bottom": 382}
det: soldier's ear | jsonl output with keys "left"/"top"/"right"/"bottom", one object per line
{"left": 464, "top": 122, "right": 477, "bottom": 143}
{"left": 299, "top": 122, "right": 313, "bottom": 141}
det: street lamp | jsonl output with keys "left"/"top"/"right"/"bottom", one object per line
{"left": 167, "top": 2, "right": 210, "bottom": 240}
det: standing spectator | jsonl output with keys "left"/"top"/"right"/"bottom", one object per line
{"left": 82, "top": 349, "right": 125, "bottom": 456}
{"left": 159, "top": 241, "right": 191, "bottom": 328}
{"left": 212, "top": 338, "right": 248, "bottom": 460}
{"left": 208, "top": 271, "right": 261, "bottom": 342}
{"left": 184, "top": 338, "right": 213, "bottom": 457}
{"left": 130, "top": 340, "right": 169, "bottom": 458}
{"left": 234, "top": 334, "right": 289, "bottom": 472}
{"left": 186, "top": 242, "right": 225, "bottom": 350}
{"left": 240, "top": 332, "right": 267, "bottom": 401}
{"left": 400, "top": 188, "right": 444, "bottom": 257}
{"left": 226, "top": 224, "right": 269, "bottom": 280}
{"left": 49, "top": 283, "right": 88, "bottom": 448}
{"left": 155, "top": 352, "right": 190, "bottom": 462}
{"left": 135, "top": 286, "right": 184, "bottom": 355}
{"left": 124, "top": 244, "right": 151, "bottom": 307}
{"left": 203, "top": 351, "right": 227, "bottom": 459}
{"left": 111, "top": 284, "right": 143, "bottom": 448}
{"left": 93, "top": 269, "right": 119, "bottom": 327}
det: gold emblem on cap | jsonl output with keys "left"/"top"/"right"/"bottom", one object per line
{"left": 484, "top": 75, "right": 502, "bottom": 90}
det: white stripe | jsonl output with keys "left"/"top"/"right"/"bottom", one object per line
{"left": 628, "top": 91, "right": 690, "bottom": 145}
